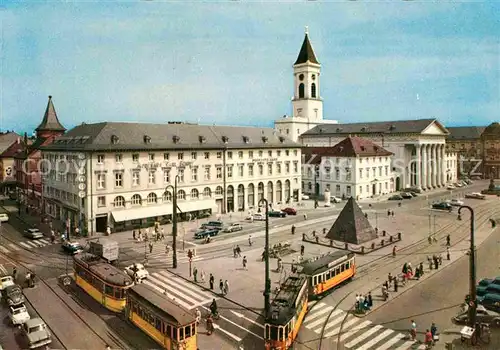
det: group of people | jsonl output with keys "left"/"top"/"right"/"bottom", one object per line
{"left": 355, "top": 292, "right": 373, "bottom": 313}
{"left": 132, "top": 227, "right": 165, "bottom": 242}
{"left": 410, "top": 320, "right": 438, "bottom": 347}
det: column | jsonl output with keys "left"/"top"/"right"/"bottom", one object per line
{"left": 435, "top": 145, "right": 441, "bottom": 187}
{"left": 422, "top": 144, "right": 428, "bottom": 190}
{"left": 431, "top": 144, "right": 437, "bottom": 187}
{"left": 415, "top": 145, "right": 422, "bottom": 189}
{"left": 441, "top": 145, "right": 446, "bottom": 186}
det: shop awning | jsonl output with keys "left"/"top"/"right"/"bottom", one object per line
{"left": 178, "top": 199, "right": 217, "bottom": 213}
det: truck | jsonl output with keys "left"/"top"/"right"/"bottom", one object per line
{"left": 89, "top": 238, "right": 119, "bottom": 262}
{"left": 20, "top": 318, "right": 52, "bottom": 349}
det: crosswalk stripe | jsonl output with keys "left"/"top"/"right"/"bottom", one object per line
{"left": 323, "top": 316, "right": 361, "bottom": 338}
{"left": 8, "top": 243, "right": 20, "bottom": 250}
{"left": 157, "top": 271, "right": 212, "bottom": 300}
{"left": 39, "top": 238, "right": 50, "bottom": 244}
{"left": 314, "top": 311, "right": 346, "bottom": 333}
{"left": 339, "top": 320, "right": 372, "bottom": 342}
{"left": 20, "top": 242, "right": 32, "bottom": 248}
{"left": 373, "top": 333, "right": 404, "bottom": 350}
{"left": 393, "top": 340, "right": 418, "bottom": 350}
{"left": 31, "top": 240, "right": 45, "bottom": 247}
{"left": 304, "top": 305, "right": 334, "bottom": 324}
{"left": 213, "top": 323, "right": 242, "bottom": 343}
{"left": 306, "top": 309, "right": 342, "bottom": 329}
{"left": 142, "top": 279, "right": 192, "bottom": 310}
{"left": 150, "top": 273, "right": 201, "bottom": 305}
{"left": 357, "top": 329, "right": 394, "bottom": 350}
{"left": 0, "top": 245, "right": 9, "bottom": 253}
{"left": 0, "top": 264, "right": 7, "bottom": 274}
{"left": 345, "top": 325, "right": 383, "bottom": 348}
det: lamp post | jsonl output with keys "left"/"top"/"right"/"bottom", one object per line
{"left": 313, "top": 165, "right": 319, "bottom": 208}
{"left": 165, "top": 175, "right": 180, "bottom": 269}
{"left": 458, "top": 205, "right": 476, "bottom": 328}
{"left": 258, "top": 198, "right": 271, "bottom": 316}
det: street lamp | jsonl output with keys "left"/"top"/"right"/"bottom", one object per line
{"left": 164, "top": 175, "right": 180, "bottom": 269}
{"left": 313, "top": 165, "right": 319, "bottom": 208}
{"left": 258, "top": 198, "right": 271, "bottom": 316}
{"left": 457, "top": 205, "right": 476, "bottom": 328}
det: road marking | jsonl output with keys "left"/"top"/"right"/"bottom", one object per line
{"left": 19, "top": 242, "right": 32, "bottom": 249}
{"left": 230, "top": 310, "right": 265, "bottom": 329}
{"left": 201, "top": 305, "right": 264, "bottom": 340}
{"left": 357, "top": 329, "right": 394, "bottom": 350}
{"left": 345, "top": 325, "right": 383, "bottom": 348}
{"left": 305, "top": 309, "right": 341, "bottom": 329}
{"left": 339, "top": 320, "right": 372, "bottom": 342}
{"left": 394, "top": 340, "right": 420, "bottom": 350}
{"left": 303, "top": 304, "right": 334, "bottom": 324}
{"left": 0, "top": 264, "right": 7, "bottom": 274}
{"left": 313, "top": 310, "right": 345, "bottom": 333}
{"left": 372, "top": 333, "right": 404, "bottom": 350}
{"left": 213, "top": 323, "right": 242, "bottom": 343}
{"left": 31, "top": 240, "right": 45, "bottom": 247}
{"left": 323, "top": 316, "right": 361, "bottom": 338}
{"left": 0, "top": 245, "right": 9, "bottom": 253}
{"left": 143, "top": 278, "right": 192, "bottom": 310}
{"left": 8, "top": 243, "right": 20, "bottom": 250}
{"left": 39, "top": 238, "right": 50, "bottom": 244}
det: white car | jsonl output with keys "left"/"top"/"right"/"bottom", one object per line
{"left": 223, "top": 223, "right": 243, "bottom": 233}
{"left": 301, "top": 194, "right": 310, "bottom": 200}
{"left": 9, "top": 304, "right": 30, "bottom": 325}
{"left": 246, "top": 213, "right": 265, "bottom": 221}
{"left": 448, "top": 199, "right": 464, "bottom": 206}
{"left": 446, "top": 185, "right": 455, "bottom": 190}
{"left": 0, "top": 275, "right": 15, "bottom": 292}
{"left": 454, "top": 182, "right": 463, "bottom": 188}
{"left": 0, "top": 213, "right": 9, "bottom": 223}
{"left": 330, "top": 196, "right": 342, "bottom": 203}
{"left": 124, "top": 263, "right": 149, "bottom": 282}
{"left": 465, "top": 192, "right": 486, "bottom": 200}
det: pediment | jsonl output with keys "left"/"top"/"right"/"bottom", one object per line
{"left": 421, "top": 120, "right": 448, "bottom": 136}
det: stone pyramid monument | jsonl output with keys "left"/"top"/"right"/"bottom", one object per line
{"left": 325, "top": 197, "right": 378, "bottom": 245}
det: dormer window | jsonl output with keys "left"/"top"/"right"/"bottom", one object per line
{"left": 262, "top": 136, "right": 268, "bottom": 143}
{"left": 111, "top": 135, "right": 119, "bottom": 144}
{"left": 198, "top": 136, "right": 206, "bottom": 144}
{"left": 374, "top": 146, "right": 379, "bottom": 152}
{"left": 279, "top": 136, "right": 285, "bottom": 143}
{"left": 221, "top": 136, "right": 229, "bottom": 144}
{"left": 336, "top": 127, "right": 343, "bottom": 132}
{"left": 172, "top": 135, "right": 180, "bottom": 144}
{"left": 144, "top": 135, "right": 151, "bottom": 144}
{"left": 361, "top": 127, "right": 366, "bottom": 132}
{"left": 389, "top": 125, "right": 396, "bottom": 131}
{"left": 243, "top": 136, "right": 250, "bottom": 144}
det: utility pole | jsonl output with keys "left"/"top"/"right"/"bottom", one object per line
{"left": 165, "top": 175, "right": 180, "bottom": 269}
{"left": 259, "top": 198, "right": 271, "bottom": 315}
{"left": 458, "top": 206, "right": 477, "bottom": 328}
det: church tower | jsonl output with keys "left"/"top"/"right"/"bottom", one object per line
{"left": 35, "top": 96, "right": 66, "bottom": 140}
{"left": 275, "top": 27, "right": 336, "bottom": 142}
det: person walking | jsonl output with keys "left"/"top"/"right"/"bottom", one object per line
{"left": 446, "top": 234, "right": 451, "bottom": 247}
{"left": 419, "top": 262, "right": 424, "bottom": 277}
{"left": 303, "top": 213, "right": 307, "bottom": 220}
{"left": 300, "top": 244, "right": 305, "bottom": 256}
{"left": 355, "top": 294, "right": 360, "bottom": 311}
{"left": 200, "top": 269, "right": 206, "bottom": 283}
{"left": 193, "top": 267, "right": 198, "bottom": 282}
{"left": 133, "top": 230, "right": 136, "bottom": 240}
{"left": 392, "top": 246, "right": 397, "bottom": 257}
{"left": 367, "top": 292, "right": 373, "bottom": 308}
{"left": 410, "top": 320, "right": 417, "bottom": 340}
{"left": 149, "top": 242, "right": 154, "bottom": 254}
{"left": 219, "top": 279, "right": 224, "bottom": 295}
{"left": 209, "top": 274, "right": 214, "bottom": 290}
{"left": 242, "top": 256, "right": 248, "bottom": 270}
{"left": 12, "top": 266, "right": 17, "bottom": 281}
{"left": 224, "top": 280, "right": 229, "bottom": 295}
{"left": 425, "top": 329, "right": 433, "bottom": 347}
{"left": 447, "top": 247, "right": 451, "bottom": 260}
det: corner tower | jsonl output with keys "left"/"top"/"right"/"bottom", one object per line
{"left": 35, "top": 96, "right": 66, "bottom": 139}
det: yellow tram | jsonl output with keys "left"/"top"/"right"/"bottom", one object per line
{"left": 126, "top": 283, "right": 197, "bottom": 350}
{"left": 300, "top": 251, "right": 355, "bottom": 298}
{"left": 73, "top": 253, "right": 133, "bottom": 312}
{"left": 264, "top": 275, "right": 308, "bottom": 350}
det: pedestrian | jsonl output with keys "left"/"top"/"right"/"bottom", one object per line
{"left": 447, "top": 247, "right": 450, "bottom": 260}
{"left": 387, "top": 209, "right": 391, "bottom": 217}
{"left": 425, "top": 329, "right": 433, "bottom": 347}
{"left": 236, "top": 245, "right": 241, "bottom": 257}
{"left": 133, "top": 230, "right": 136, "bottom": 240}
{"left": 303, "top": 213, "right": 307, "bottom": 220}
{"left": 433, "top": 255, "right": 439, "bottom": 270}
{"left": 12, "top": 266, "right": 17, "bottom": 281}
{"left": 391, "top": 210, "right": 395, "bottom": 217}
{"left": 392, "top": 246, "right": 397, "bottom": 257}
{"left": 367, "top": 292, "right": 373, "bottom": 308}
{"left": 242, "top": 256, "right": 247, "bottom": 270}
{"left": 149, "top": 242, "right": 154, "bottom": 254}
{"left": 224, "top": 279, "right": 229, "bottom": 294}
{"left": 388, "top": 272, "right": 393, "bottom": 284}
{"left": 419, "top": 262, "right": 424, "bottom": 277}
{"left": 355, "top": 294, "right": 360, "bottom": 311}
{"left": 359, "top": 294, "right": 365, "bottom": 310}
{"left": 410, "top": 320, "right": 417, "bottom": 340}
{"left": 428, "top": 255, "right": 433, "bottom": 270}
{"left": 193, "top": 267, "right": 198, "bottom": 282}
{"left": 300, "top": 244, "right": 305, "bottom": 256}
{"left": 219, "top": 279, "right": 224, "bottom": 295}
{"left": 446, "top": 234, "right": 450, "bottom": 247}
{"left": 209, "top": 273, "right": 214, "bottom": 290}
{"left": 165, "top": 244, "right": 170, "bottom": 255}
{"left": 200, "top": 269, "right": 206, "bottom": 283}
{"left": 394, "top": 279, "right": 398, "bottom": 292}
{"left": 291, "top": 225, "right": 296, "bottom": 235}
{"left": 233, "top": 246, "right": 237, "bottom": 258}
{"left": 160, "top": 227, "right": 165, "bottom": 240}
{"left": 428, "top": 235, "right": 432, "bottom": 245}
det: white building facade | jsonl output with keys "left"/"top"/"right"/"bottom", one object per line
{"left": 445, "top": 151, "right": 459, "bottom": 183}
{"left": 274, "top": 28, "right": 338, "bottom": 142}
{"left": 41, "top": 123, "right": 302, "bottom": 235}
{"left": 302, "top": 137, "right": 395, "bottom": 200}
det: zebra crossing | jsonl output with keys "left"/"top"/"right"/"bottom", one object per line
{"left": 303, "top": 302, "right": 426, "bottom": 350}
{"left": 0, "top": 238, "right": 55, "bottom": 254}
{"left": 126, "top": 242, "right": 204, "bottom": 267}
{"left": 141, "top": 269, "right": 215, "bottom": 310}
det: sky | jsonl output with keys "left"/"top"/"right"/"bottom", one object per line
{"left": 1, "top": 1, "right": 499, "bottom": 134}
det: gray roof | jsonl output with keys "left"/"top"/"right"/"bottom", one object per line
{"left": 0, "top": 132, "right": 20, "bottom": 154}
{"left": 36, "top": 96, "right": 66, "bottom": 132}
{"left": 446, "top": 126, "right": 485, "bottom": 141}
{"left": 302, "top": 119, "right": 448, "bottom": 136}
{"left": 41, "top": 122, "right": 300, "bottom": 152}
{"left": 295, "top": 33, "right": 319, "bottom": 65}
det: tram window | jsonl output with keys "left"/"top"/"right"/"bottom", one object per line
{"left": 336, "top": 267, "right": 340, "bottom": 275}
{"left": 132, "top": 303, "right": 137, "bottom": 313}
{"left": 265, "top": 325, "right": 270, "bottom": 339}
{"left": 284, "top": 323, "right": 289, "bottom": 337}
{"left": 114, "top": 288, "right": 123, "bottom": 299}
{"left": 165, "top": 324, "right": 172, "bottom": 337}
{"left": 341, "top": 264, "right": 345, "bottom": 272}
{"left": 104, "top": 284, "right": 114, "bottom": 296}
{"left": 94, "top": 279, "right": 104, "bottom": 292}
{"left": 312, "top": 276, "right": 317, "bottom": 285}
{"left": 185, "top": 324, "right": 192, "bottom": 337}
{"left": 155, "top": 319, "right": 162, "bottom": 331}
{"left": 278, "top": 326, "right": 284, "bottom": 340}
{"left": 179, "top": 327, "right": 185, "bottom": 341}
{"left": 346, "top": 261, "right": 350, "bottom": 269}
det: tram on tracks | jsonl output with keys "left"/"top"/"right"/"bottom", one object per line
{"left": 126, "top": 282, "right": 197, "bottom": 350}
{"left": 264, "top": 275, "right": 308, "bottom": 350}
{"left": 299, "top": 250, "right": 356, "bottom": 298}
{"left": 73, "top": 253, "right": 133, "bottom": 312}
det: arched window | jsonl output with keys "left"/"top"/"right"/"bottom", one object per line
{"left": 308, "top": 182, "right": 312, "bottom": 190}
{"left": 203, "top": 187, "right": 212, "bottom": 198}
{"left": 113, "top": 196, "right": 125, "bottom": 207}
{"left": 311, "top": 83, "right": 316, "bottom": 98}
{"left": 299, "top": 83, "right": 305, "bottom": 98}
{"left": 215, "top": 186, "right": 223, "bottom": 196}
{"left": 131, "top": 194, "right": 142, "bottom": 206}
{"left": 147, "top": 192, "right": 157, "bottom": 204}
{"left": 163, "top": 191, "right": 172, "bottom": 202}
{"left": 177, "top": 190, "right": 186, "bottom": 200}
{"left": 191, "top": 189, "right": 199, "bottom": 199}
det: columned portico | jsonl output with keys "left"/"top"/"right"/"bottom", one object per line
{"left": 440, "top": 145, "right": 446, "bottom": 186}
{"left": 421, "top": 144, "right": 428, "bottom": 189}
{"left": 431, "top": 145, "right": 437, "bottom": 188}
{"left": 415, "top": 144, "right": 422, "bottom": 189}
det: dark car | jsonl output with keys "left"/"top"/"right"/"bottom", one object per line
{"left": 282, "top": 208, "right": 297, "bottom": 215}
{"left": 410, "top": 192, "right": 418, "bottom": 197}
{"left": 194, "top": 229, "right": 219, "bottom": 239}
{"left": 200, "top": 221, "right": 224, "bottom": 231}
{"left": 453, "top": 305, "right": 500, "bottom": 326}
{"left": 268, "top": 211, "right": 286, "bottom": 218}
{"left": 400, "top": 192, "right": 413, "bottom": 199}
{"left": 388, "top": 194, "right": 403, "bottom": 201}
{"left": 478, "top": 293, "right": 500, "bottom": 313}
{"left": 62, "top": 241, "right": 84, "bottom": 255}
{"left": 197, "top": 211, "right": 211, "bottom": 219}
{"left": 2, "top": 284, "right": 24, "bottom": 306}
{"left": 432, "top": 202, "right": 452, "bottom": 211}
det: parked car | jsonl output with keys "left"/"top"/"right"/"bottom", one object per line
{"left": 200, "top": 221, "right": 224, "bottom": 231}
{"left": 410, "top": 192, "right": 418, "bottom": 197}
{"left": 404, "top": 187, "right": 422, "bottom": 194}
{"left": 197, "top": 211, "right": 211, "bottom": 219}
{"left": 448, "top": 199, "right": 464, "bottom": 206}
{"left": 268, "top": 210, "right": 287, "bottom": 218}
{"left": 282, "top": 207, "right": 297, "bottom": 215}
{"left": 9, "top": 304, "right": 30, "bottom": 325}
{"left": 432, "top": 202, "right": 452, "bottom": 211}
{"left": 479, "top": 293, "right": 500, "bottom": 313}
{"left": 0, "top": 213, "right": 9, "bottom": 223}
{"left": 388, "top": 194, "right": 403, "bottom": 201}
{"left": 62, "top": 241, "right": 84, "bottom": 255}
{"left": 301, "top": 194, "right": 310, "bottom": 200}
{"left": 446, "top": 185, "right": 455, "bottom": 190}
{"left": 477, "top": 277, "right": 500, "bottom": 297}
{"left": 0, "top": 275, "right": 15, "bottom": 292}
{"left": 2, "top": 284, "right": 24, "bottom": 306}
{"left": 454, "top": 182, "right": 463, "bottom": 188}
{"left": 124, "top": 263, "right": 149, "bottom": 282}
{"left": 330, "top": 196, "right": 342, "bottom": 203}
{"left": 465, "top": 192, "right": 486, "bottom": 200}
{"left": 453, "top": 305, "right": 500, "bottom": 326}
{"left": 223, "top": 223, "right": 243, "bottom": 233}
{"left": 246, "top": 213, "right": 265, "bottom": 221}
{"left": 400, "top": 192, "right": 413, "bottom": 199}
{"left": 23, "top": 228, "right": 43, "bottom": 240}
{"left": 20, "top": 318, "right": 52, "bottom": 349}
{"left": 194, "top": 228, "right": 219, "bottom": 239}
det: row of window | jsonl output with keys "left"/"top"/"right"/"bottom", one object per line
{"left": 304, "top": 182, "right": 392, "bottom": 195}
{"left": 96, "top": 149, "right": 299, "bottom": 164}
{"left": 312, "top": 260, "right": 353, "bottom": 286}
{"left": 129, "top": 300, "right": 194, "bottom": 341}
{"left": 305, "top": 165, "right": 390, "bottom": 180}
{"left": 75, "top": 265, "right": 127, "bottom": 299}
{"left": 96, "top": 163, "right": 299, "bottom": 190}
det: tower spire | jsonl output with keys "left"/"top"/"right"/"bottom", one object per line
{"left": 36, "top": 95, "right": 66, "bottom": 133}
{"left": 294, "top": 29, "right": 319, "bottom": 65}
{"left": 305, "top": 25, "right": 309, "bottom": 35}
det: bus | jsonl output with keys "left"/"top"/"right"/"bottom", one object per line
{"left": 73, "top": 253, "right": 133, "bottom": 312}
{"left": 126, "top": 283, "right": 197, "bottom": 350}
{"left": 264, "top": 275, "right": 308, "bottom": 350}
{"left": 299, "top": 250, "right": 355, "bottom": 299}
